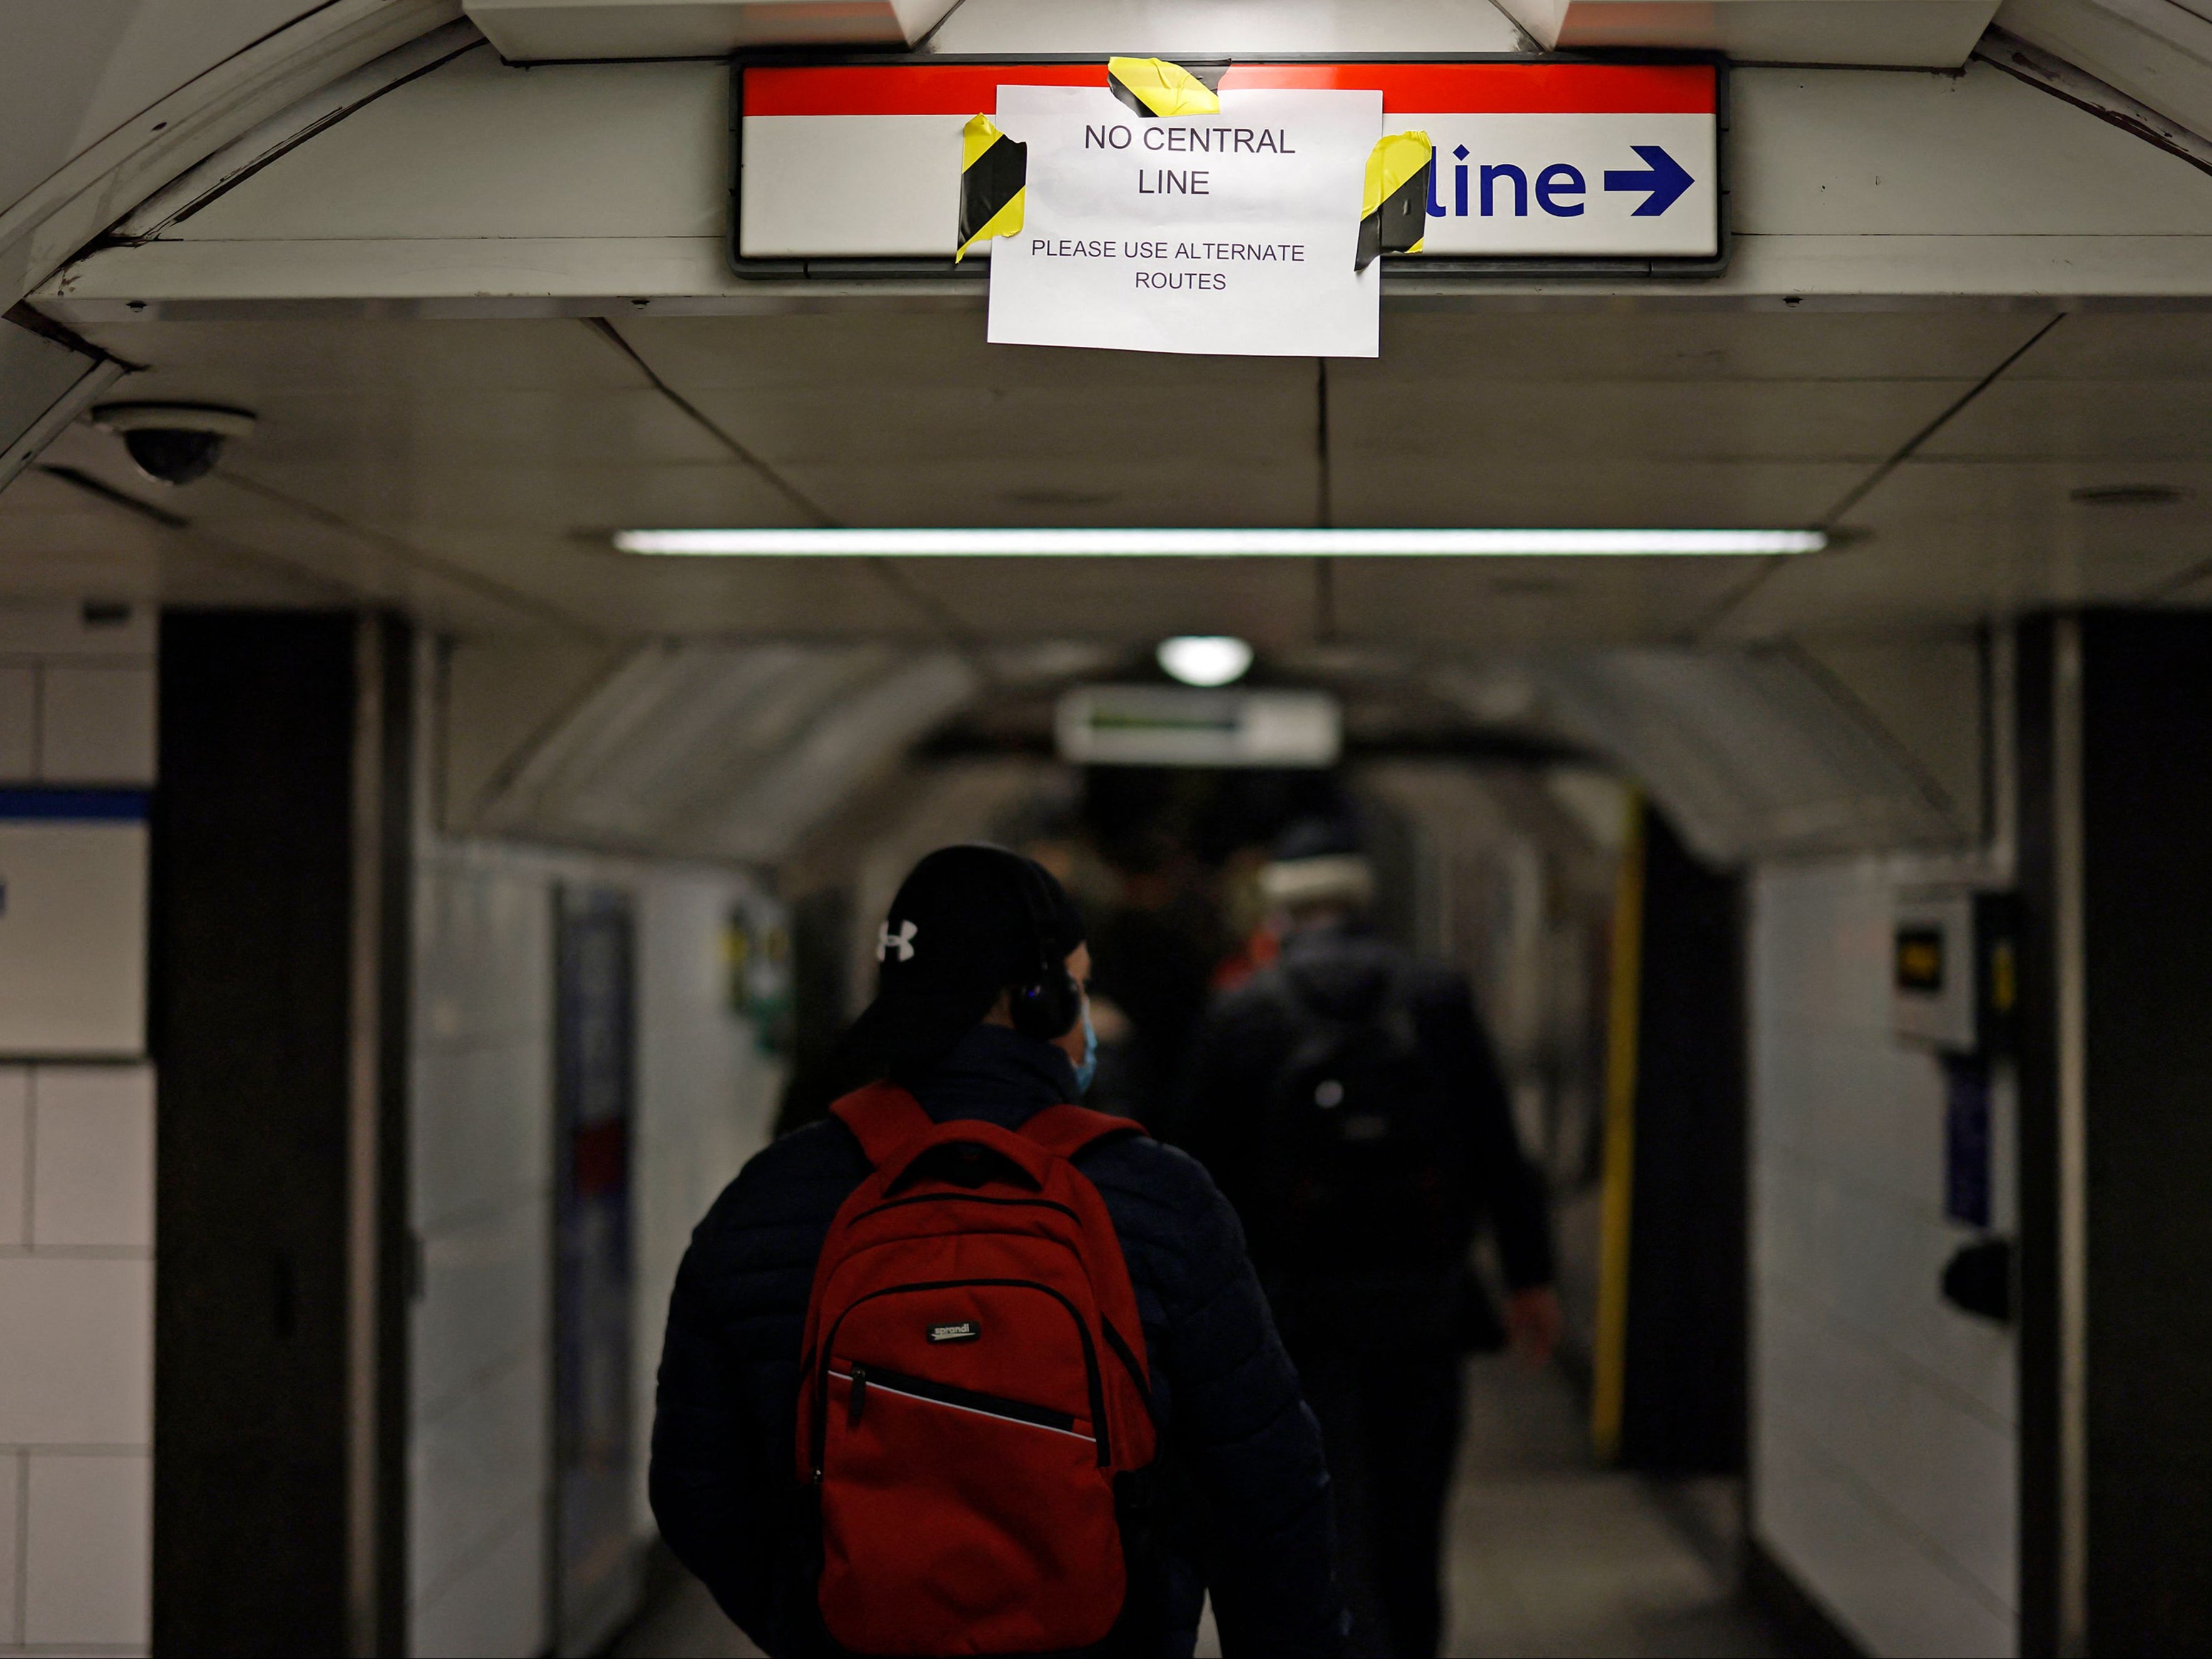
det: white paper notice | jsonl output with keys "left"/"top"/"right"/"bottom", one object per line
{"left": 986, "top": 85, "right": 1382, "bottom": 358}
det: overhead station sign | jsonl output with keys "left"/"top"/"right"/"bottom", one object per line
{"left": 734, "top": 57, "right": 1722, "bottom": 272}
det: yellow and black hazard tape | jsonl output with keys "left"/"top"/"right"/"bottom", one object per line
{"left": 1355, "top": 130, "right": 1432, "bottom": 272}
{"left": 957, "top": 114, "right": 1027, "bottom": 261}
{"left": 1107, "top": 56, "right": 1222, "bottom": 119}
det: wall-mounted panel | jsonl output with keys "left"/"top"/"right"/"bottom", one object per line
{"left": 0, "top": 799, "right": 147, "bottom": 1057}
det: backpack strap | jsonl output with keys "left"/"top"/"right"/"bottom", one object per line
{"left": 1019, "top": 1103, "right": 1146, "bottom": 1161}
{"left": 829, "top": 1082, "right": 935, "bottom": 1168}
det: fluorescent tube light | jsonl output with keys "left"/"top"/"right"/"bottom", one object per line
{"left": 612, "top": 528, "right": 1827, "bottom": 557}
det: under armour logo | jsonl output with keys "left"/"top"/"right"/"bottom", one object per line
{"left": 877, "top": 918, "right": 919, "bottom": 963}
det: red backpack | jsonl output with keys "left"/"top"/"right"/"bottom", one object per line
{"left": 796, "top": 1082, "right": 1162, "bottom": 1657}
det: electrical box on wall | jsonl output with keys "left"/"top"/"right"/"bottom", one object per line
{"left": 1893, "top": 887, "right": 2015, "bottom": 1055}
{"left": 0, "top": 793, "right": 147, "bottom": 1056}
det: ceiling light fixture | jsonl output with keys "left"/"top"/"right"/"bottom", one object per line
{"left": 612, "top": 527, "right": 1828, "bottom": 557}
{"left": 1158, "top": 635, "right": 1254, "bottom": 687}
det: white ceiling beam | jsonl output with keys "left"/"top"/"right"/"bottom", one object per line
{"left": 1493, "top": 0, "right": 2001, "bottom": 67}
{"left": 1995, "top": 0, "right": 2212, "bottom": 142}
{"left": 1978, "top": 24, "right": 2212, "bottom": 173}
{"left": 0, "top": 0, "right": 465, "bottom": 315}
{"left": 463, "top": 0, "right": 961, "bottom": 62}
{"left": 0, "top": 317, "right": 126, "bottom": 495}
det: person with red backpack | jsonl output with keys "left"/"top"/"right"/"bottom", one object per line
{"left": 651, "top": 845, "right": 1347, "bottom": 1657}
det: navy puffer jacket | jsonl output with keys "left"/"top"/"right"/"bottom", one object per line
{"left": 650, "top": 1023, "right": 1347, "bottom": 1658}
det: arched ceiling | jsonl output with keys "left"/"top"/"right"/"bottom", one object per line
{"left": 4, "top": 0, "right": 2206, "bottom": 871}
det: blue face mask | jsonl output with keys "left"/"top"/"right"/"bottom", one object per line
{"left": 1073, "top": 1002, "right": 1098, "bottom": 1095}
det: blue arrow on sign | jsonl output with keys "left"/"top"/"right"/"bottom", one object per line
{"left": 1602, "top": 145, "right": 1694, "bottom": 217}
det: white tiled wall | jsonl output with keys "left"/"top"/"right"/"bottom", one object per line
{"left": 632, "top": 873, "right": 783, "bottom": 1534}
{"left": 0, "top": 1064, "right": 157, "bottom": 1656}
{"left": 1750, "top": 859, "right": 2016, "bottom": 1658}
{"left": 409, "top": 837, "right": 781, "bottom": 1658}
{"left": 411, "top": 841, "right": 558, "bottom": 1659}
{"left": 0, "top": 604, "right": 157, "bottom": 787}
{"left": 0, "top": 603, "right": 157, "bottom": 1658}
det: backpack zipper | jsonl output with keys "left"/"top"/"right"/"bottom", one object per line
{"left": 1099, "top": 1318, "right": 1158, "bottom": 1427}
{"left": 813, "top": 1278, "right": 1110, "bottom": 1474}
{"left": 831, "top": 1363, "right": 1088, "bottom": 1439}
{"left": 854, "top": 1192, "right": 1081, "bottom": 1226}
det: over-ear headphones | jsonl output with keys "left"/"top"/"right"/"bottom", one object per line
{"left": 1007, "top": 857, "right": 1083, "bottom": 1042}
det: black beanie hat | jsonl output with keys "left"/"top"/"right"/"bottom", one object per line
{"left": 847, "top": 844, "right": 1086, "bottom": 1076}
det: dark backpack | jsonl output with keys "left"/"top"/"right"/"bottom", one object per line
{"left": 796, "top": 1083, "right": 1162, "bottom": 1657}
{"left": 1244, "top": 963, "right": 1478, "bottom": 1285}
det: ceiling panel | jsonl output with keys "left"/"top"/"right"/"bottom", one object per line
{"left": 776, "top": 458, "right": 1323, "bottom": 529}
{"left": 1714, "top": 460, "right": 2212, "bottom": 637}
{"left": 1335, "top": 557, "right": 1754, "bottom": 647}
{"left": 1352, "top": 310, "right": 2051, "bottom": 384}
{"left": 184, "top": 387, "right": 734, "bottom": 470}
{"left": 677, "top": 383, "right": 1317, "bottom": 469}
{"left": 0, "top": 467, "right": 344, "bottom": 609}
{"left": 1992, "top": 311, "right": 2212, "bottom": 381}
{"left": 75, "top": 316, "right": 647, "bottom": 393}
{"left": 1714, "top": 536, "right": 2203, "bottom": 638}
{"left": 1920, "top": 379, "right": 2212, "bottom": 461}
{"left": 616, "top": 314, "right": 1317, "bottom": 393}
{"left": 0, "top": 463, "right": 534, "bottom": 621}
{"left": 396, "top": 537, "right": 942, "bottom": 636}
{"left": 219, "top": 457, "right": 800, "bottom": 533}
{"left": 13, "top": 303, "right": 2212, "bottom": 656}
{"left": 1329, "top": 378, "right": 1967, "bottom": 464}
{"left": 887, "top": 557, "right": 1324, "bottom": 645}
{"left": 1329, "top": 459, "right": 1863, "bottom": 528}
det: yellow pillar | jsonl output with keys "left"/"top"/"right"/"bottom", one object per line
{"left": 1591, "top": 793, "right": 1645, "bottom": 1463}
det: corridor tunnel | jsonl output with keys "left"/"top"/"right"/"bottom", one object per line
{"left": 6, "top": 3, "right": 2212, "bottom": 1656}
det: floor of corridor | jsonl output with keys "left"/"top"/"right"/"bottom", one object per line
{"left": 614, "top": 1357, "right": 1793, "bottom": 1658}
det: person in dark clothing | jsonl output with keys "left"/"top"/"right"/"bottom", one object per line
{"left": 651, "top": 844, "right": 1347, "bottom": 1658}
{"left": 1085, "top": 878, "right": 1217, "bottom": 1129}
{"left": 1176, "top": 826, "right": 1560, "bottom": 1659}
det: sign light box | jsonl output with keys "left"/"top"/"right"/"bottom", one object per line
{"left": 734, "top": 56, "right": 1723, "bottom": 276}
{"left": 1057, "top": 686, "right": 1341, "bottom": 768}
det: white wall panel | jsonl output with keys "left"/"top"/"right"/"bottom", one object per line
{"left": 409, "top": 1506, "right": 548, "bottom": 1659}
{"left": 1751, "top": 858, "right": 2017, "bottom": 1657}
{"left": 408, "top": 830, "right": 778, "bottom": 1656}
{"left": 413, "top": 1201, "right": 550, "bottom": 1417}
{"left": 0, "top": 610, "right": 153, "bottom": 1659}
{"left": 21, "top": 1452, "right": 150, "bottom": 1648}
{"left": 0, "top": 1258, "right": 153, "bottom": 1448}
{"left": 0, "top": 672, "right": 33, "bottom": 781}
{"left": 1758, "top": 1422, "right": 2014, "bottom": 1658}
{"left": 410, "top": 1349, "right": 549, "bottom": 1606}
{"left": 0, "top": 1069, "right": 25, "bottom": 1249}
{"left": 0, "top": 820, "right": 148, "bottom": 1057}
{"left": 412, "top": 1040, "right": 552, "bottom": 1230}
{"left": 28, "top": 1065, "right": 153, "bottom": 1250}
{"left": 632, "top": 870, "right": 782, "bottom": 1531}
{"left": 37, "top": 663, "right": 155, "bottom": 784}
{"left": 0, "top": 1450, "right": 18, "bottom": 1647}
{"left": 409, "top": 840, "right": 557, "bottom": 1659}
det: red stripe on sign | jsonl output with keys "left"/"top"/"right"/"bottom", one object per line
{"left": 745, "top": 64, "right": 1101, "bottom": 116}
{"left": 1220, "top": 62, "right": 1714, "bottom": 113}
{"left": 744, "top": 61, "right": 1716, "bottom": 118}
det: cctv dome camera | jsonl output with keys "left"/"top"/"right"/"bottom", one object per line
{"left": 91, "top": 403, "right": 256, "bottom": 486}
